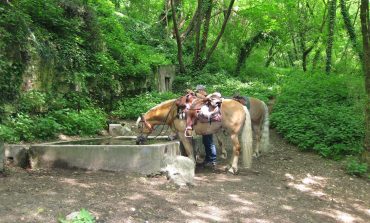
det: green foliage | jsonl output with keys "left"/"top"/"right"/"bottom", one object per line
{"left": 173, "top": 71, "right": 277, "bottom": 102}
{"left": 18, "top": 91, "right": 47, "bottom": 114}
{"left": 59, "top": 209, "right": 95, "bottom": 223}
{"left": 8, "top": 113, "right": 36, "bottom": 142}
{"left": 0, "top": 4, "right": 29, "bottom": 105}
{"left": 0, "top": 124, "right": 19, "bottom": 143}
{"left": 271, "top": 73, "right": 365, "bottom": 159}
{"left": 6, "top": 113, "right": 62, "bottom": 141}
{"left": 112, "top": 92, "right": 179, "bottom": 119}
{"left": 0, "top": 106, "right": 106, "bottom": 143}
{"left": 345, "top": 157, "right": 368, "bottom": 177}
{"left": 32, "top": 116, "right": 62, "bottom": 140}
{"left": 51, "top": 109, "right": 107, "bottom": 136}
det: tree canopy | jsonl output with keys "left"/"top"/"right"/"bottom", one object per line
{"left": 0, "top": 0, "right": 368, "bottom": 173}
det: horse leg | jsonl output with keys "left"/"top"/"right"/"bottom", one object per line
{"left": 177, "top": 133, "right": 196, "bottom": 163}
{"left": 215, "top": 132, "right": 227, "bottom": 159}
{"left": 228, "top": 133, "right": 241, "bottom": 174}
{"left": 253, "top": 123, "right": 262, "bottom": 158}
{"left": 185, "top": 110, "right": 197, "bottom": 137}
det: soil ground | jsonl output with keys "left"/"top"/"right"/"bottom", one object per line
{"left": 0, "top": 129, "right": 369, "bottom": 223}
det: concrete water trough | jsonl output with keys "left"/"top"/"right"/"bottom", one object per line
{"left": 29, "top": 136, "right": 180, "bottom": 175}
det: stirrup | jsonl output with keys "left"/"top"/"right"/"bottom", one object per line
{"left": 185, "top": 127, "right": 193, "bottom": 138}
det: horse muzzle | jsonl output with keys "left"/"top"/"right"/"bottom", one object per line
{"left": 136, "top": 135, "right": 147, "bottom": 145}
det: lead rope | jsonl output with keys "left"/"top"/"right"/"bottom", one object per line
{"left": 150, "top": 99, "right": 178, "bottom": 140}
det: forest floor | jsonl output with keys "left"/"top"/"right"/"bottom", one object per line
{"left": 0, "top": 125, "right": 369, "bottom": 223}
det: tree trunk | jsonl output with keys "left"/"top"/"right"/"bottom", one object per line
{"left": 291, "top": 35, "right": 298, "bottom": 61}
{"left": 180, "top": 5, "right": 200, "bottom": 41}
{"left": 192, "top": 0, "right": 203, "bottom": 69}
{"left": 301, "top": 2, "right": 328, "bottom": 72}
{"left": 325, "top": 0, "right": 337, "bottom": 74}
{"left": 265, "top": 42, "right": 276, "bottom": 67}
{"left": 360, "top": 0, "right": 370, "bottom": 163}
{"left": 312, "top": 47, "right": 322, "bottom": 70}
{"left": 235, "top": 32, "right": 265, "bottom": 74}
{"left": 200, "top": 0, "right": 213, "bottom": 55}
{"left": 340, "top": 0, "right": 363, "bottom": 61}
{"left": 171, "top": 0, "right": 185, "bottom": 73}
{"left": 200, "top": 0, "right": 235, "bottom": 70}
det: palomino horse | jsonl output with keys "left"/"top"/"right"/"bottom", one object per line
{"left": 220, "top": 96, "right": 270, "bottom": 157}
{"left": 136, "top": 98, "right": 253, "bottom": 174}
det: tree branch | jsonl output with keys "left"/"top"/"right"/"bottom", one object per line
{"left": 200, "top": 0, "right": 235, "bottom": 69}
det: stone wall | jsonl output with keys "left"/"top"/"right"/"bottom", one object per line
{"left": 154, "top": 65, "right": 176, "bottom": 92}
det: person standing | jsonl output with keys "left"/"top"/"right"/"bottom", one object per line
{"left": 194, "top": 85, "right": 217, "bottom": 167}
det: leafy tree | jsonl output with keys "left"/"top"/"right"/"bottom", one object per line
{"left": 360, "top": 0, "right": 370, "bottom": 164}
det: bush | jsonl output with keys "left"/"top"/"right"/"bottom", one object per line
{"left": 112, "top": 91, "right": 179, "bottom": 119}
{"left": 345, "top": 157, "right": 368, "bottom": 177}
{"left": 0, "top": 124, "right": 19, "bottom": 143}
{"left": 51, "top": 109, "right": 107, "bottom": 135}
{"left": 9, "top": 113, "right": 36, "bottom": 142}
{"left": 271, "top": 73, "right": 365, "bottom": 159}
{"left": 18, "top": 90, "right": 48, "bottom": 114}
{"left": 173, "top": 71, "right": 277, "bottom": 102}
{"left": 32, "top": 116, "right": 62, "bottom": 140}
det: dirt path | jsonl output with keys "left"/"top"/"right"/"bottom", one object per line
{"left": 0, "top": 129, "right": 369, "bottom": 223}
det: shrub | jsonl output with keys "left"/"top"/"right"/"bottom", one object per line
{"left": 52, "top": 109, "right": 107, "bottom": 135}
{"left": 112, "top": 91, "right": 179, "bottom": 119}
{"left": 0, "top": 124, "right": 19, "bottom": 143}
{"left": 9, "top": 113, "right": 35, "bottom": 142}
{"left": 32, "top": 116, "right": 62, "bottom": 140}
{"left": 345, "top": 157, "right": 368, "bottom": 177}
{"left": 271, "top": 73, "right": 365, "bottom": 159}
{"left": 18, "top": 90, "right": 47, "bottom": 114}
{"left": 173, "top": 71, "right": 277, "bottom": 102}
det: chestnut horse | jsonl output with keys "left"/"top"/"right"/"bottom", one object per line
{"left": 136, "top": 98, "right": 253, "bottom": 174}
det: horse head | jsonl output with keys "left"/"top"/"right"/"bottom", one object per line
{"left": 136, "top": 114, "right": 153, "bottom": 144}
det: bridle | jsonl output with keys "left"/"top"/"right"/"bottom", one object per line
{"left": 137, "top": 99, "right": 178, "bottom": 142}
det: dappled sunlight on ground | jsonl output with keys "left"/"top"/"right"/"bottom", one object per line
{"left": 1, "top": 130, "right": 369, "bottom": 222}
{"left": 286, "top": 173, "right": 328, "bottom": 198}
{"left": 60, "top": 177, "right": 91, "bottom": 188}
{"left": 312, "top": 209, "right": 364, "bottom": 223}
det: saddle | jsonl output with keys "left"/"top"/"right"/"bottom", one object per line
{"left": 233, "top": 95, "right": 250, "bottom": 110}
{"left": 183, "top": 92, "right": 223, "bottom": 137}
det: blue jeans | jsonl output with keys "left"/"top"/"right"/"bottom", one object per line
{"left": 202, "top": 134, "right": 216, "bottom": 163}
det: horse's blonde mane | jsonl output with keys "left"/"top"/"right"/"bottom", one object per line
{"left": 147, "top": 99, "right": 176, "bottom": 113}
{"left": 136, "top": 99, "right": 176, "bottom": 128}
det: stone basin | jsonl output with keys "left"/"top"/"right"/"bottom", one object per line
{"left": 29, "top": 136, "right": 180, "bottom": 175}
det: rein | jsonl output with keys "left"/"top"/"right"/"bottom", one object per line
{"left": 140, "top": 99, "right": 178, "bottom": 139}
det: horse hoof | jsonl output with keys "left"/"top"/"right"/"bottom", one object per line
{"left": 253, "top": 152, "right": 261, "bottom": 158}
{"left": 224, "top": 165, "right": 231, "bottom": 172}
{"left": 227, "top": 167, "right": 238, "bottom": 175}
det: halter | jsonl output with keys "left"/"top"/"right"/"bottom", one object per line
{"left": 138, "top": 99, "right": 178, "bottom": 138}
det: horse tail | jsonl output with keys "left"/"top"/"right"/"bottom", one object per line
{"left": 260, "top": 101, "right": 270, "bottom": 153}
{"left": 241, "top": 106, "right": 253, "bottom": 168}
